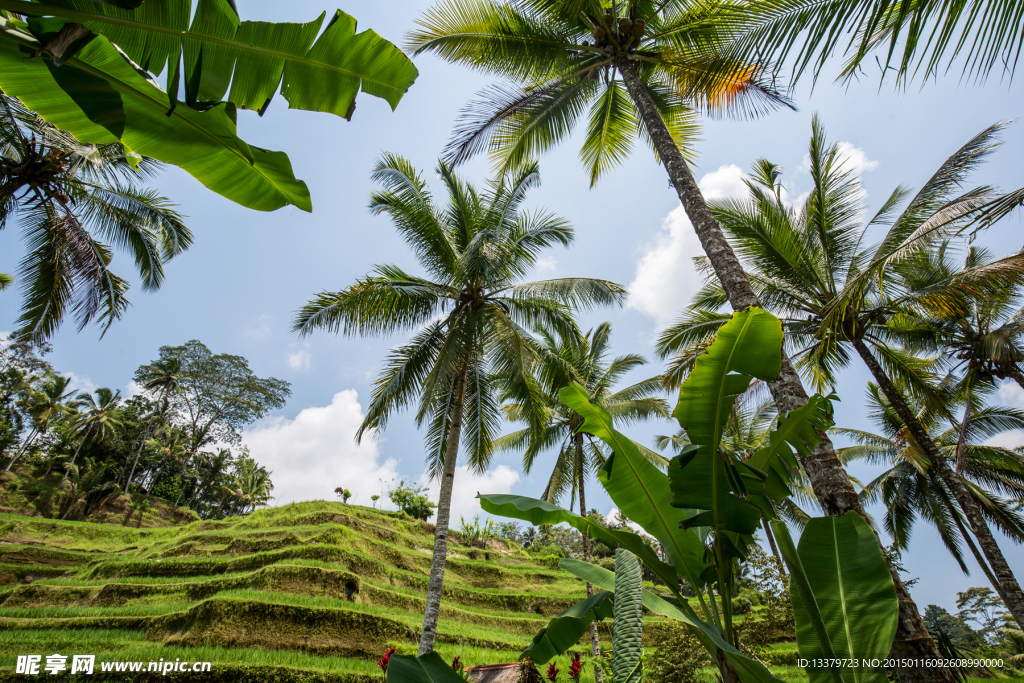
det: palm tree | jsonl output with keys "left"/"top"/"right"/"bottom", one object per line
{"left": 657, "top": 118, "right": 1024, "bottom": 627}
{"left": 124, "top": 358, "right": 186, "bottom": 490}
{"left": 58, "top": 457, "right": 120, "bottom": 520}
{"left": 1, "top": 94, "right": 193, "bottom": 342}
{"left": 495, "top": 322, "right": 668, "bottom": 669}
{"left": 719, "top": 0, "right": 1024, "bottom": 88}
{"left": 293, "top": 154, "right": 624, "bottom": 655}
{"left": 66, "top": 388, "right": 123, "bottom": 477}
{"left": 5, "top": 373, "right": 76, "bottom": 471}
{"left": 0, "top": 273, "right": 11, "bottom": 291}
{"left": 837, "top": 382, "right": 1024, "bottom": 599}
{"left": 404, "top": 8, "right": 957, "bottom": 674}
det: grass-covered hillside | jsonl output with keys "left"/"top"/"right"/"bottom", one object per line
{"left": 0, "top": 500, "right": 608, "bottom": 682}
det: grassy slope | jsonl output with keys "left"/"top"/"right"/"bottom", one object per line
{"left": 1, "top": 499, "right": 1014, "bottom": 683}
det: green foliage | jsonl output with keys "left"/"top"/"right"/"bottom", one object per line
{"left": 0, "top": 1, "right": 418, "bottom": 212}
{"left": 646, "top": 621, "right": 714, "bottom": 683}
{"left": 388, "top": 480, "right": 436, "bottom": 521}
{"left": 611, "top": 550, "right": 643, "bottom": 683}
{"left": 458, "top": 515, "right": 497, "bottom": 547}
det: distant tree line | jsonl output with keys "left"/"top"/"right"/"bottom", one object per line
{"left": 0, "top": 337, "right": 288, "bottom": 521}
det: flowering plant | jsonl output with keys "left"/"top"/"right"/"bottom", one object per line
{"left": 546, "top": 662, "right": 559, "bottom": 683}
{"left": 377, "top": 647, "right": 397, "bottom": 674}
{"left": 568, "top": 653, "right": 582, "bottom": 681}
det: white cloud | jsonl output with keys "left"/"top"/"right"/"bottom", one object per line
{"left": 627, "top": 165, "right": 749, "bottom": 326}
{"left": 66, "top": 372, "right": 97, "bottom": 396}
{"left": 422, "top": 464, "right": 521, "bottom": 524}
{"left": 998, "top": 381, "right": 1024, "bottom": 409}
{"left": 985, "top": 430, "right": 1024, "bottom": 450}
{"left": 287, "top": 349, "right": 311, "bottom": 371}
{"left": 241, "top": 390, "right": 398, "bottom": 506}
{"left": 123, "top": 381, "right": 144, "bottom": 398}
{"left": 245, "top": 313, "right": 274, "bottom": 340}
{"left": 533, "top": 256, "right": 558, "bottom": 277}
{"left": 836, "top": 142, "right": 879, "bottom": 175}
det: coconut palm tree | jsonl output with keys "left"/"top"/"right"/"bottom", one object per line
{"left": 293, "top": 154, "right": 624, "bottom": 655}
{"left": 1, "top": 94, "right": 192, "bottom": 342}
{"left": 837, "top": 382, "right": 1024, "bottom": 599}
{"left": 125, "top": 358, "right": 187, "bottom": 490}
{"left": 494, "top": 322, "right": 668, "bottom": 669}
{"left": 657, "top": 117, "right": 1024, "bottom": 627}
{"left": 66, "top": 388, "right": 123, "bottom": 477}
{"left": 404, "top": 9, "right": 956, "bottom": 674}
{"left": 5, "top": 373, "right": 76, "bottom": 471}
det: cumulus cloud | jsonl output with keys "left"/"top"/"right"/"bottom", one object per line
{"left": 985, "top": 382, "right": 1024, "bottom": 449}
{"left": 66, "top": 372, "right": 97, "bottom": 396}
{"left": 627, "top": 165, "right": 749, "bottom": 326}
{"left": 533, "top": 256, "right": 558, "bottom": 277}
{"left": 423, "top": 464, "right": 521, "bottom": 524}
{"left": 287, "top": 349, "right": 311, "bottom": 372}
{"left": 241, "top": 390, "right": 398, "bottom": 506}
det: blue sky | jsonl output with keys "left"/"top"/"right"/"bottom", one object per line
{"left": 1, "top": 0, "right": 1023, "bottom": 614}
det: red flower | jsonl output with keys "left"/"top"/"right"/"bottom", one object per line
{"left": 568, "top": 653, "right": 582, "bottom": 681}
{"left": 546, "top": 662, "right": 559, "bottom": 683}
{"left": 452, "top": 656, "right": 464, "bottom": 672}
{"left": 377, "top": 647, "right": 397, "bottom": 671}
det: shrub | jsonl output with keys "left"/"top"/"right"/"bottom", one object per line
{"left": 647, "top": 621, "right": 713, "bottom": 683}
{"left": 387, "top": 480, "right": 436, "bottom": 521}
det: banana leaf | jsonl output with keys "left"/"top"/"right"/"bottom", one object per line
{"left": 558, "top": 383, "right": 709, "bottom": 589}
{"left": 559, "top": 559, "right": 783, "bottom": 683}
{"left": 1, "top": 0, "right": 418, "bottom": 117}
{"left": 0, "top": 15, "right": 310, "bottom": 211}
{"left": 388, "top": 652, "right": 471, "bottom": 683}
{"left": 774, "top": 513, "right": 899, "bottom": 683}
{"left": 477, "top": 493, "right": 683, "bottom": 594}
{"left": 613, "top": 549, "right": 643, "bottom": 683}
{"left": 522, "top": 590, "right": 614, "bottom": 664}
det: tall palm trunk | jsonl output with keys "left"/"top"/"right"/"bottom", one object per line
{"left": 576, "top": 432, "right": 603, "bottom": 682}
{"left": 760, "top": 518, "right": 786, "bottom": 576}
{"left": 63, "top": 425, "right": 92, "bottom": 483}
{"left": 853, "top": 338, "right": 1024, "bottom": 629}
{"left": 951, "top": 512, "right": 1002, "bottom": 593}
{"left": 418, "top": 362, "right": 469, "bottom": 655}
{"left": 617, "top": 57, "right": 954, "bottom": 683}
{"left": 6, "top": 425, "right": 39, "bottom": 471}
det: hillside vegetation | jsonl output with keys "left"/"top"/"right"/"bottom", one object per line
{"left": 0, "top": 500, "right": 607, "bottom": 682}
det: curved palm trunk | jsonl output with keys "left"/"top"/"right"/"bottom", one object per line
{"left": 6, "top": 425, "right": 40, "bottom": 471}
{"left": 853, "top": 338, "right": 1024, "bottom": 629}
{"left": 617, "top": 57, "right": 953, "bottom": 683}
{"left": 951, "top": 511, "right": 1001, "bottom": 593}
{"left": 760, "top": 518, "right": 787, "bottom": 576}
{"left": 418, "top": 362, "right": 469, "bottom": 655}
{"left": 124, "top": 423, "right": 152, "bottom": 489}
{"left": 62, "top": 425, "right": 91, "bottom": 483}
{"left": 576, "top": 433, "right": 603, "bottom": 682}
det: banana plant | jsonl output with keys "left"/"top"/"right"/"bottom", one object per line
{"left": 480, "top": 308, "right": 899, "bottom": 683}
{"left": 0, "top": 1, "right": 418, "bottom": 212}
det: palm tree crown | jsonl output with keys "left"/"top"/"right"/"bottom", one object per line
{"left": 408, "top": 0, "right": 790, "bottom": 184}
{"left": 1, "top": 94, "right": 192, "bottom": 342}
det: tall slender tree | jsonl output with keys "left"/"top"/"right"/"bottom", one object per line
{"left": 293, "top": 155, "right": 624, "bottom": 655}
{"left": 5, "top": 373, "right": 75, "bottom": 471}
{"left": 495, "top": 322, "right": 668, "bottom": 671}
{"left": 409, "top": 4, "right": 955, "bottom": 674}
{"left": 658, "top": 118, "right": 1024, "bottom": 627}
{"left": 66, "top": 388, "right": 123, "bottom": 477}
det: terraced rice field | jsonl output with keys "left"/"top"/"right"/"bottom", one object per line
{"left": 0, "top": 502, "right": 606, "bottom": 682}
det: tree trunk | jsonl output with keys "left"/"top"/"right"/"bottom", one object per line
{"left": 853, "top": 338, "right": 1024, "bottom": 629}
{"left": 6, "top": 425, "right": 39, "bottom": 471}
{"left": 951, "top": 511, "right": 1001, "bottom": 593}
{"left": 954, "top": 383, "right": 972, "bottom": 473}
{"left": 125, "top": 422, "right": 151, "bottom": 489}
{"left": 418, "top": 362, "right": 469, "bottom": 655}
{"left": 761, "top": 518, "right": 787, "bottom": 576}
{"left": 617, "top": 56, "right": 954, "bottom": 682}
{"left": 62, "top": 425, "right": 90, "bottom": 483}
{"left": 576, "top": 433, "right": 603, "bottom": 683}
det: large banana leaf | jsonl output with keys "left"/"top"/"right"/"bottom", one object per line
{"left": 388, "top": 652, "right": 472, "bottom": 683}
{"left": 670, "top": 308, "right": 820, "bottom": 539}
{"left": 560, "top": 559, "right": 783, "bottom": 683}
{"left": 522, "top": 590, "right": 614, "bottom": 664}
{"left": 0, "top": 15, "right": 310, "bottom": 211}
{"left": 477, "top": 493, "right": 683, "bottom": 594}
{"left": 558, "top": 383, "right": 709, "bottom": 589}
{"left": 1, "top": 0, "right": 418, "bottom": 117}
{"left": 775, "top": 513, "right": 899, "bottom": 683}
{"left": 612, "top": 550, "right": 643, "bottom": 683}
